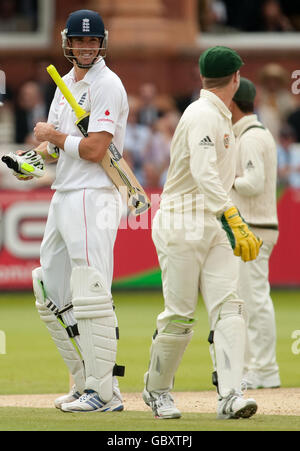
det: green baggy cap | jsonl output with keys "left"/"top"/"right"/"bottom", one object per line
{"left": 199, "top": 46, "right": 244, "bottom": 78}
{"left": 233, "top": 77, "right": 256, "bottom": 103}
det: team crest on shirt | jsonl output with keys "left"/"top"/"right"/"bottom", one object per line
{"left": 224, "top": 134, "right": 230, "bottom": 149}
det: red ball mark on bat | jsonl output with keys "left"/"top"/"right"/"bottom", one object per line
{"left": 105, "top": 110, "right": 110, "bottom": 116}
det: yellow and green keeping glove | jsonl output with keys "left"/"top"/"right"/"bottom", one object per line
{"left": 221, "top": 206, "right": 263, "bottom": 262}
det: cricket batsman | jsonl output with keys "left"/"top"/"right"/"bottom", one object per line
{"left": 2, "top": 9, "right": 128, "bottom": 412}
{"left": 143, "top": 46, "right": 262, "bottom": 419}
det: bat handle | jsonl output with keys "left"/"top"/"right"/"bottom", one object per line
{"left": 1, "top": 156, "right": 19, "bottom": 172}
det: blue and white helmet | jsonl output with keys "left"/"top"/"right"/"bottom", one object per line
{"left": 61, "top": 10, "right": 108, "bottom": 68}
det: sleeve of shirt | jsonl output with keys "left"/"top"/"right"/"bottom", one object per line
{"left": 87, "top": 78, "right": 123, "bottom": 136}
{"left": 188, "top": 113, "right": 233, "bottom": 216}
{"left": 234, "top": 133, "right": 265, "bottom": 197}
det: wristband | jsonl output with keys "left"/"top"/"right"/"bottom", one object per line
{"left": 64, "top": 136, "right": 82, "bottom": 160}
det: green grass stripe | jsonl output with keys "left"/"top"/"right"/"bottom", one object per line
{"left": 113, "top": 268, "right": 161, "bottom": 289}
{"left": 0, "top": 408, "right": 299, "bottom": 431}
{"left": 0, "top": 291, "right": 300, "bottom": 394}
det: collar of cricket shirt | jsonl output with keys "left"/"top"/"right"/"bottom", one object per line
{"left": 68, "top": 58, "right": 106, "bottom": 85}
{"left": 200, "top": 89, "right": 232, "bottom": 120}
{"left": 233, "top": 113, "right": 259, "bottom": 138}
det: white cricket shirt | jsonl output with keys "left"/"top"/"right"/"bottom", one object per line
{"left": 230, "top": 114, "right": 279, "bottom": 244}
{"left": 48, "top": 59, "right": 129, "bottom": 191}
{"left": 160, "top": 89, "right": 235, "bottom": 216}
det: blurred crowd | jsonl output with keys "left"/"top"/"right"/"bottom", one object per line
{"left": 199, "top": 0, "right": 300, "bottom": 33}
{"left": 1, "top": 60, "right": 300, "bottom": 191}
{"left": 0, "top": 0, "right": 38, "bottom": 33}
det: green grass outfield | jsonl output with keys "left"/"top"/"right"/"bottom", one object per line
{"left": 0, "top": 290, "right": 299, "bottom": 431}
{"left": 0, "top": 409, "right": 299, "bottom": 432}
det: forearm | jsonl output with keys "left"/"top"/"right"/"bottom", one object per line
{"left": 43, "top": 128, "right": 68, "bottom": 153}
{"left": 34, "top": 123, "right": 111, "bottom": 163}
{"left": 234, "top": 164, "right": 265, "bottom": 197}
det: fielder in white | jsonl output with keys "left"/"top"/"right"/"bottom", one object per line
{"left": 2, "top": 10, "right": 129, "bottom": 413}
{"left": 143, "top": 46, "right": 262, "bottom": 420}
{"left": 230, "top": 77, "right": 280, "bottom": 389}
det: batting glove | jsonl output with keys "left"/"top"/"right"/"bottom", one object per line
{"left": 47, "top": 142, "right": 60, "bottom": 159}
{"left": 2, "top": 149, "right": 45, "bottom": 178}
{"left": 221, "top": 206, "right": 263, "bottom": 262}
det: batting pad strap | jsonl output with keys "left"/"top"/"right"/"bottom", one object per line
{"left": 46, "top": 299, "right": 73, "bottom": 317}
{"left": 208, "top": 330, "right": 214, "bottom": 344}
{"left": 113, "top": 364, "right": 125, "bottom": 377}
{"left": 65, "top": 324, "right": 79, "bottom": 338}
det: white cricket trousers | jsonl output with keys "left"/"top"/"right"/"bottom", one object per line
{"left": 238, "top": 241, "right": 280, "bottom": 386}
{"left": 152, "top": 210, "right": 240, "bottom": 331}
{"left": 40, "top": 187, "right": 122, "bottom": 309}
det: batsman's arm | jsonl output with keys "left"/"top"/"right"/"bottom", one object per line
{"left": 34, "top": 122, "right": 112, "bottom": 163}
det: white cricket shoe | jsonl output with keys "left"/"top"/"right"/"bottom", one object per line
{"left": 60, "top": 388, "right": 124, "bottom": 413}
{"left": 54, "top": 385, "right": 82, "bottom": 409}
{"left": 217, "top": 391, "right": 257, "bottom": 419}
{"left": 142, "top": 389, "right": 181, "bottom": 419}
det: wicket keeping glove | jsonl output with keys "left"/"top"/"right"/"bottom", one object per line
{"left": 1, "top": 149, "right": 45, "bottom": 179}
{"left": 221, "top": 206, "right": 263, "bottom": 262}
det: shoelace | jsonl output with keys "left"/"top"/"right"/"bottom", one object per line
{"left": 156, "top": 393, "right": 174, "bottom": 408}
{"left": 79, "top": 393, "right": 90, "bottom": 403}
{"left": 79, "top": 391, "right": 97, "bottom": 403}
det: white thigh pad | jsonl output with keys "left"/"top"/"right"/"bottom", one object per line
{"left": 33, "top": 267, "right": 85, "bottom": 393}
{"left": 71, "top": 266, "right": 117, "bottom": 403}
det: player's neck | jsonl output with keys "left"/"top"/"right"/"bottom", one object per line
{"left": 232, "top": 110, "right": 252, "bottom": 125}
{"left": 73, "top": 64, "right": 89, "bottom": 82}
{"left": 209, "top": 88, "right": 234, "bottom": 110}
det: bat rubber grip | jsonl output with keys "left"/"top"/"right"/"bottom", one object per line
{"left": 2, "top": 156, "right": 19, "bottom": 172}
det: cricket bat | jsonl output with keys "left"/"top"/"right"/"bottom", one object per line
{"left": 47, "top": 65, "right": 150, "bottom": 216}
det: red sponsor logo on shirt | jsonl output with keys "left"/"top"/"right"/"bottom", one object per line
{"left": 98, "top": 109, "right": 113, "bottom": 123}
{"left": 98, "top": 118, "right": 114, "bottom": 124}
